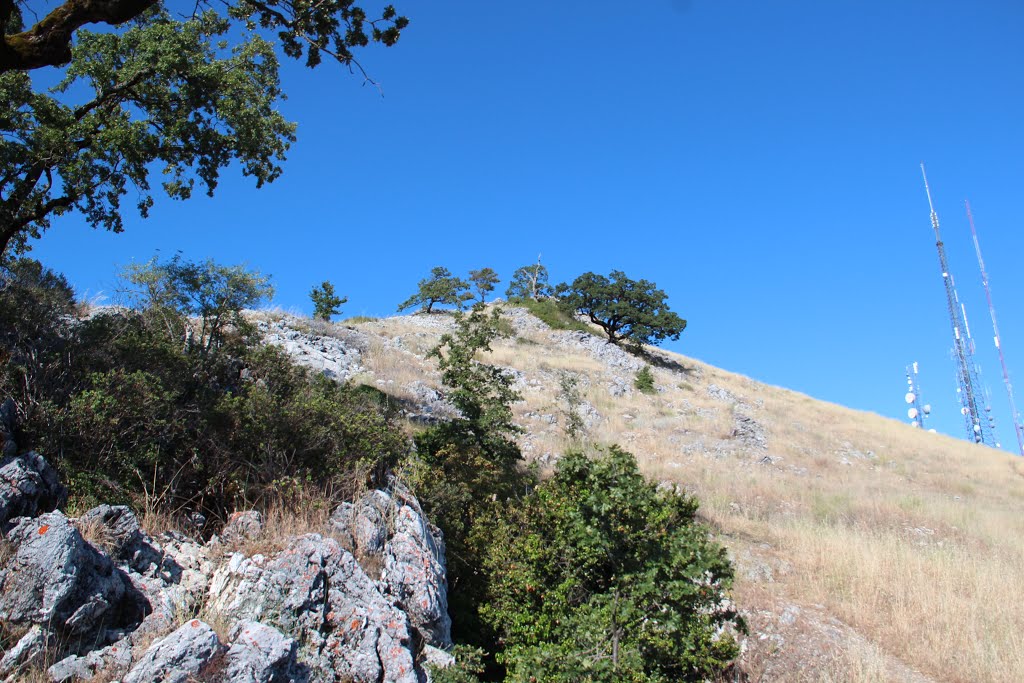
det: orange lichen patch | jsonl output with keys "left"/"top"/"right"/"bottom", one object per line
{"left": 350, "top": 619, "right": 360, "bottom": 631}
{"left": 190, "top": 620, "right": 200, "bottom": 628}
{"left": 37, "top": 524, "right": 49, "bottom": 535}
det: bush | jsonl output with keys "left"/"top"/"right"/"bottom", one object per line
{"left": 634, "top": 366, "right": 656, "bottom": 395}
{"left": 405, "top": 305, "right": 531, "bottom": 649}
{"left": 5, "top": 258, "right": 405, "bottom": 519}
{"left": 0, "top": 258, "right": 78, "bottom": 421}
{"left": 512, "top": 297, "right": 591, "bottom": 333}
{"left": 480, "top": 446, "right": 743, "bottom": 682}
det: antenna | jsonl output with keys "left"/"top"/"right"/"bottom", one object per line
{"left": 905, "top": 362, "right": 932, "bottom": 429}
{"left": 966, "top": 200, "right": 1024, "bottom": 455}
{"left": 920, "top": 164, "right": 992, "bottom": 446}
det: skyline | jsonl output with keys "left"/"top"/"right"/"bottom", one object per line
{"left": 25, "top": 0, "right": 1024, "bottom": 453}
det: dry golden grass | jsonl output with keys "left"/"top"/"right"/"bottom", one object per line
{"left": 356, "top": 306, "right": 1024, "bottom": 682}
{"left": 246, "top": 305, "right": 1024, "bottom": 681}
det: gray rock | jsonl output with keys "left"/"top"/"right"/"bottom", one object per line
{"left": 0, "top": 450, "right": 66, "bottom": 531}
{"left": 77, "top": 505, "right": 166, "bottom": 576}
{"left": 0, "top": 512, "right": 146, "bottom": 640}
{"left": 554, "top": 331, "right": 644, "bottom": 373}
{"left": 221, "top": 510, "right": 264, "bottom": 545}
{"left": 223, "top": 620, "right": 301, "bottom": 683}
{"left": 732, "top": 413, "right": 767, "bottom": 450}
{"left": 207, "top": 534, "right": 418, "bottom": 683}
{"left": 707, "top": 384, "right": 738, "bottom": 404}
{"left": 0, "top": 625, "right": 54, "bottom": 679}
{"left": 48, "top": 639, "right": 134, "bottom": 682}
{"left": 421, "top": 645, "right": 455, "bottom": 682}
{"left": 258, "top": 319, "right": 366, "bottom": 381}
{"left": 122, "top": 619, "right": 222, "bottom": 683}
{"left": 331, "top": 487, "right": 452, "bottom": 648}
{"left": 379, "top": 489, "right": 451, "bottom": 648}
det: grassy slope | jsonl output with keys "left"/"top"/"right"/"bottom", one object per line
{"left": 277, "top": 306, "right": 1024, "bottom": 682}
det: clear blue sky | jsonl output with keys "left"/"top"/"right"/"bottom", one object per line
{"left": 30, "top": 0, "right": 1024, "bottom": 452}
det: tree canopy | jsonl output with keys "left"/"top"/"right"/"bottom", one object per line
{"left": 506, "top": 262, "right": 551, "bottom": 300}
{"left": 468, "top": 267, "right": 499, "bottom": 303}
{"left": 556, "top": 270, "right": 686, "bottom": 348}
{"left": 0, "top": 2, "right": 408, "bottom": 258}
{"left": 397, "top": 266, "right": 473, "bottom": 314}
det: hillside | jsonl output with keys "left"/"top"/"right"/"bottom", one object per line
{"left": 256, "top": 305, "right": 1024, "bottom": 683}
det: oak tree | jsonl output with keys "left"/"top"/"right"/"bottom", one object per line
{"left": 556, "top": 270, "right": 686, "bottom": 347}
{"left": 0, "top": 2, "right": 408, "bottom": 258}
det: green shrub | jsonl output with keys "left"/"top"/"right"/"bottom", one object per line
{"left": 428, "top": 646, "right": 486, "bottom": 683}
{"left": 480, "top": 446, "right": 743, "bottom": 682}
{"left": 405, "top": 306, "right": 531, "bottom": 649}
{"left": 634, "top": 366, "right": 656, "bottom": 395}
{"left": 6, "top": 259, "right": 405, "bottom": 519}
{"left": 512, "top": 297, "right": 591, "bottom": 333}
{"left": 0, "top": 258, "right": 78, "bottom": 420}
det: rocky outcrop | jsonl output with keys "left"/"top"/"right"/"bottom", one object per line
{"left": 0, "top": 451, "right": 66, "bottom": 531}
{"left": 122, "top": 619, "right": 222, "bottom": 683}
{"left": 0, "top": 452, "right": 452, "bottom": 683}
{"left": 208, "top": 534, "right": 418, "bottom": 683}
{"left": 0, "top": 511, "right": 147, "bottom": 640}
{"left": 331, "top": 486, "right": 452, "bottom": 648}
{"left": 257, "top": 319, "right": 367, "bottom": 382}
{"left": 222, "top": 620, "right": 303, "bottom": 683}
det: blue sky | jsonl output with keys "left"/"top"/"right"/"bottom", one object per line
{"left": 30, "top": 0, "right": 1024, "bottom": 452}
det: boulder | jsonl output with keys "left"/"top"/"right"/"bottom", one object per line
{"left": 77, "top": 504, "right": 165, "bottom": 575}
{"left": 48, "top": 639, "right": 133, "bottom": 682}
{"left": 0, "top": 625, "right": 54, "bottom": 680}
{"left": 221, "top": 510, "right": 264, "bottom": 545}
{"left": 207, "top": 534, "right": 418, "bottom": 683}
{"left": 223, "top": 620, "right": 302, "bottom": 683}
{"left": 331, "top": 487, "right": 452, "bottom": 648}
{"left": 122, "top": 619, "right": 222, "bottom": 683}
{"left": 0, "top": 450, "right": 66, "bottom": 531}
{"left": 0, "top": 511, "right": 147, "bottom": 641}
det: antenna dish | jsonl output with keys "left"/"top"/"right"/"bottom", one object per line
{"left": 923, "top": 405, "right": 932, "bottom": 415}
{"left": 908, "top": 408, "right": 919, "bottom": 419}
{"left": 905, "top": 392, "right": 915, "bottom": 404}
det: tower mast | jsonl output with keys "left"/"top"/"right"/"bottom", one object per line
{"left": 965, "top": 200, "right": 1024, "bottom": 455}
{"left": 920, "top": 164, "right": 991, "bottom": 445}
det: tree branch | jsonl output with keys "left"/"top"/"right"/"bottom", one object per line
{"left": 1, "top": 0, "right": 158, "bottom": 72}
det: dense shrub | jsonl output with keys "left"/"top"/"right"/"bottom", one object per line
{"left": 634, "top": 365, "right": 656, "bottom": 394}
{"left": 510, "top": 297, "right": 591, "bottom": 333}
{"left": 1, "top": 258, "right": 406, "bottom": 517}
{"left": 405, "top": 306, "right": 532, "bottom": 652}
{"left": 480, "top": 446, "right": 743, "bottom": 682}
{"left": 0, "top": 258, "right": 78, "bottom": 420}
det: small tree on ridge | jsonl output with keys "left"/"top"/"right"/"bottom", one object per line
{"left": 398, "top": 267, "right": 473, "bottom": 314}
{"left": 310, "top": 281, "right": 347, "bottom": 321}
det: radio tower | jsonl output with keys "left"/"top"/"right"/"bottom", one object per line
{"left": 920, "top": 164, "right": 991, "bottom": 445}
{"left": 965, "top": 200, "right": 1024, "bottom": 455}
{"left": 904, "top": 362, "right": 931, "bottom": 429}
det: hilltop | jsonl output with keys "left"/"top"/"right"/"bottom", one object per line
{"left": 256, "top": 304, "right": 1024, "bottom": 683}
